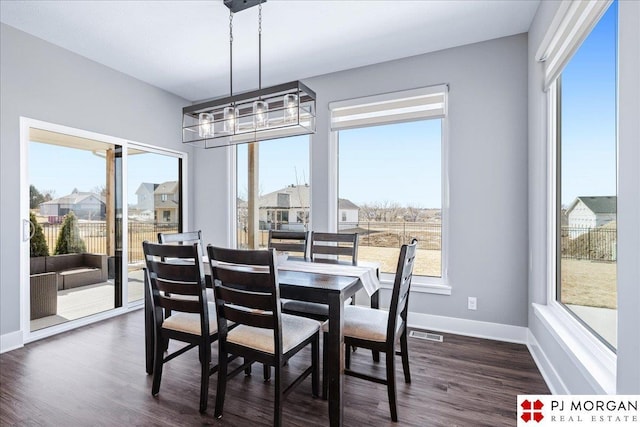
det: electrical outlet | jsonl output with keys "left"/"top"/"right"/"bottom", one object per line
{"left": 468, "top": 297, "right": 477, "bottom": 310}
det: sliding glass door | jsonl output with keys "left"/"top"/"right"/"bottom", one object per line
{"left": 126, "top": 148, "right": 182, "bottom": 304}
{"left": 29, "top": 128, "right": 122, "bottom": 331}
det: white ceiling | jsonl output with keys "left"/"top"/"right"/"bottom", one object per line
{"left": 0, "top": 0, "right": 540, "bottom": 102}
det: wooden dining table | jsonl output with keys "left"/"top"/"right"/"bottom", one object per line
{"left": 144, "top": 258, "right": 379, "bottom": 427}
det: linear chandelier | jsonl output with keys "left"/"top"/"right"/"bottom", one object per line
{"left": 182, "top": 0, "right": 316, "bottom": 149}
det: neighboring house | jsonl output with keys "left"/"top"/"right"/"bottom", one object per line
{"left": 338, "top": 198, "right": 359, "bottom": 230}
{"left": 134, "top": 182, "right": 158, "bottom": 211}
{"left": 154, "top": 181, "right": 179, "bottom": 223}
{"left": 248, "top": 184, "right": 359, "bottom": 231}
{"left": 566, "top": 196, "right": 617, "bottom": 230}
{"left": 39, "top": 189, "right": 105, "bottom": 220}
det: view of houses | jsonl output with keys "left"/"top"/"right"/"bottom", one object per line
{"left": 130, "top": 181, "right": 180, "bottom": 224}
{"left": 563, "top": 196, "right": 617, "bottom": 261}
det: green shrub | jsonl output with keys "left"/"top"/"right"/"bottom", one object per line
{"left": 54, "top": 212, "right": 87, "bottom": 254}
{"left": 29, "top": 212, "right": 49, "bottom": 257}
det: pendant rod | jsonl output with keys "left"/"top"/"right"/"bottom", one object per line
{"left": 258, "top": 1, "right": 262, "bottom": 91}
{"left": 229, "top": 11, "right": 234, "bottom": 97}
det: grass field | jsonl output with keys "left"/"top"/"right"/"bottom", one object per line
{"left": 560, "top": 259, "right": 617, "bottom": 309}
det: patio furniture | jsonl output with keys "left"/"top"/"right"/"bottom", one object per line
{"left": 30, "top": 272, "right": 58, "bottom": 320}
{"left": 43, "top": 253, "right": 107, "bottom": 290}
{"left": 322, "top": 238, "right": 418, "bottom": 422}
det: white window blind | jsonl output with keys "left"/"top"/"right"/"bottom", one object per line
{"left": 330, "top": 84, "right": 448, "bottom": 131}
{"left": 536, "top": 0, "right": 612, "bottom": 90}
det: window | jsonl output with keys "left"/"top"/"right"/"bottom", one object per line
{"left": 163, "top": 210, "right": 171, "bottom": 221}
{"left": 547, "top": 1, "right": 618, "bottom": 349}
{"left": 236, "top": 136, "right": 310, "bottom": 247}
{"left": 331, "top": 85, "right": 447, "bottom": 280}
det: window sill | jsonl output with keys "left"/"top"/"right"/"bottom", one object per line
{"left": 533, "top": 302, "right": 616, "bottom": 394}
{"left": 379, "top": 276, "right": 451, "bottom": 295}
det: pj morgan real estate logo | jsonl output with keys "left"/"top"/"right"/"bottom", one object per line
{"left": 517, "top": 395, "right": 639, "bottom": 426}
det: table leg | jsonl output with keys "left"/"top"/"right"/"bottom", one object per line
{"left": 327, "top": 292, "right": 345, "bottom": 427}
{"left": 371, "top": 290, "right": 380, "bottom": 363}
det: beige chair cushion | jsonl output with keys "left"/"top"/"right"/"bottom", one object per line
{"left": 227, "top": 313, "right": 320, "bottom": 354}
{"left": 162, "top": 303, "right": 218, "bottom": 336}
{"left": 322, "top": 305, "right": 399, "bottom": 343}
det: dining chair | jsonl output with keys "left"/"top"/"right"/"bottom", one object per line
{"left": 322, "top": 238, "right": 418, "bottom": 422}
{"left": 281, "top": 231, "right": 359, "bottom": 320}
{"left": 267, "top": 230, "right": 309, "bottom": 259}
{"left": 143, "top": 241, "right": 221, "bottom": 413}
{"left": 207, "top": 245, "right": 321, "bottom": 427}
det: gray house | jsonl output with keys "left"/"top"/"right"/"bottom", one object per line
{"left": 134, "top": 182, "right": 158, "bottom": 211}
{"left": 39, "top": 189, "right": 105, "bottom": 220}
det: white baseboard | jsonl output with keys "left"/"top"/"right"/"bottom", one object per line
{"left": 526, "top": 329, "right": 567, "bottom": 395}
{"left": 0, "top": 330, "right": 23, "bottom": 354}
{"left": 408, "top": 311, "right": 529, "bottom": 344}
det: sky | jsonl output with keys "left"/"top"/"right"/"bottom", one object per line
{"left": 237, "top": 120, "right": 442, "bottom": 208}
{"left": 560, "top": 1, "right": 617, "bottom": 206}
{"left": 30, "top": 143, "right": 178, "bottom": 204}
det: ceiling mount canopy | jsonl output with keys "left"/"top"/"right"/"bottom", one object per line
{"left": 223, "top": 0, "right": 265, "bottom": 13}
{"left": 183, "top": 0, "right": 316, "bottom": 149}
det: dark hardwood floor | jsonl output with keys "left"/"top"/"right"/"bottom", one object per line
{"left": 0, "top": 310, "right": 548, "bottom": 426}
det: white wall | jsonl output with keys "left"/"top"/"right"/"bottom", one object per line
{"left": 0, "top": 24, "right": 191, "bottom": 339}
{"left": 194, "top": 33, "right": 530, "bottom": 328}
{"left": 527, "top": 0, "right": 640, "bottom": 393}
{"left": 615, "top": 0, "right": 640, "bottom": 394}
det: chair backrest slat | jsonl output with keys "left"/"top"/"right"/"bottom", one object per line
{"left": 158, "top": 230, "right": 203, "bottom": 247}
{"left": 220, "top": 304, "right": 276, "bottom": 329}
{"left": 147, "top": 261, "right": 200, "bottom": 286}
{"left": 310, "top": 232, "right": 358, "bottom": 265}
{"left": 268, "top": 230, "right": 308, "bottom": 258}
{"left": 386, "top": 239, "right": 418, "bottom": 341}
{"left": 216, "top": 284, "right": 274, "bottom": 312}
{"left": 159, "top": 297, "right": 202, "bottom": 314}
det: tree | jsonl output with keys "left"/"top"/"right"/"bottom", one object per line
{"left": 54, "top": 212, "right": 87, "bottom": 254}
{"left": 91, "top": 185, "right": 107, "bottom": 198}
{"left": 30, "top": 185, "right": 45, "bottom": 209}
{"left": 29, "top": 212, "right": 49, "bottom": 257}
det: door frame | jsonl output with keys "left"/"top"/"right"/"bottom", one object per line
{"left": 20, "top": 117, "right": 188, "bottom": 343}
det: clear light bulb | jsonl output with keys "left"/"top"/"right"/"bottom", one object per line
{"left": 253, "top": 100, "right": 269, "bottom": 129}
{"left": 284, "top": 94, "right": 298, "bottom": 124}
{"left": 198, "top": 113, "right": 214, "bottom": 138}
{"left": 223, "top": 106, "right": 239, "bottom": 134}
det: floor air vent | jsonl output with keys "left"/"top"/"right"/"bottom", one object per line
{"left": 409, "top": 330, "right": 443, "bottom": 342}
